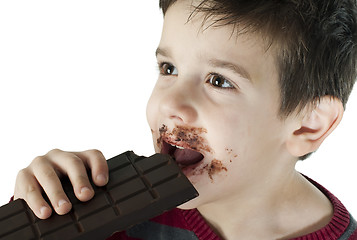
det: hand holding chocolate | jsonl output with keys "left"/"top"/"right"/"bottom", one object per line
{"left": 0, "top": 151, "right": 198, "bottom": 240}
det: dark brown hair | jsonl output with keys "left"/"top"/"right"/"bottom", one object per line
{"left": 159, "top": 0, "right": 357, "bottom": 117}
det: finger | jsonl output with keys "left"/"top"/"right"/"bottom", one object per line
{"left": 73, "top": 149, "right": 109, "bottom": 187}
{"left": 47, "top": 149, "right": 94, "bottom": 202}
{"left": 14, "top": 168, "right": 52, "bottom": 219}
{"left": 31, "top": 156, "right": 72, "bottom": 215}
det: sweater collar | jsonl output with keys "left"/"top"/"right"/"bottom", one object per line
{"left": 180, "top": 175, "right": 354, "bottom": 240}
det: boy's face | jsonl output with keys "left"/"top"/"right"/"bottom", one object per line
{"left": 146, "top": 0, "right": 296, "bottom": 208}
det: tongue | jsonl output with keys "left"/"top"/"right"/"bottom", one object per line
{"left": 173, "top": 148, "right": 204, "bottom": 166}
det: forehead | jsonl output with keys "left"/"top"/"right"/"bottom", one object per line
{"left": 159, "top": 0, "right": 278, "bottom": 84}
{"left": 162, "top": 0, "right": 269, "bottom": 46}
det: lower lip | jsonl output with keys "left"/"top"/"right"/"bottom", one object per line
{"left": 179, "top": 160, "right": 207, "bottom": 179}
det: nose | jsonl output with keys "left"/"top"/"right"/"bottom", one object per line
{"left": 159, "top": 82, "right": 198, "bottom": 124}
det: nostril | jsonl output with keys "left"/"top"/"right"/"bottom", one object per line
{"left": 168, "top": 104, "right": 198, "bottom": 124}
{"left": 169, "top": 115, "right": 184, "bottom": 122}
{"left": 159, "top": 92, "right": 198, "bottom": 124}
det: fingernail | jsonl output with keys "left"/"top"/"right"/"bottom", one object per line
{"left": 58, "top": 199, "right": 68, "bottom": 208}
{"left": 39, "top": 206, "right": 49, "bottom": 216}
{"left": 80, "top": 186, "right": 91, "bottom": 194}
{"left": 96, "top": 174, "right": 107, "bottom": 184}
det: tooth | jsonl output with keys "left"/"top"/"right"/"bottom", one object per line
{"left": 170, "top": 143, "right": 185, "bottom": 150}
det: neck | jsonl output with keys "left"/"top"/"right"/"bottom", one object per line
{"left": 197, "top": 168, "right": 333, "bottom": 240}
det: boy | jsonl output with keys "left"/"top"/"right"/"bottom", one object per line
{"left": 13, "top": 0, "right": 357, "bottom": 239}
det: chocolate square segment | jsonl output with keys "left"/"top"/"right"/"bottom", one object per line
{"left": 0, "top": 151, "right": 198, "bottom": 240}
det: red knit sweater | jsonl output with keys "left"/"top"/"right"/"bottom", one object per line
{"left": 108, "top": 176, "right": 357, "bottom": 240}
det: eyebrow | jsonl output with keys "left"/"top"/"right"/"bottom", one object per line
{"left": 156, "top": 47, "right": 251, "bottom": 81}
{"left": 208, "top": 59, "right": 251, "bottom": 81}
{"left": 155, "top": 47, "right": 170, "bottom": 58}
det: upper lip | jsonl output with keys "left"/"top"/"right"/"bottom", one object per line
{"left": 158, "top": 124, "right": 211, "bottom": 158}
{"left": 162, "top": 136, "right": 201, "bottom": 153}
{"left": 168, "top": 142, "right": 185, "bottom": 149}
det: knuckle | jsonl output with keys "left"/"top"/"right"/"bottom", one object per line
{"left": 15, "top": 169, "right": 33, "bottom": 187}
{"left": 31, "top": 155, "right": 48, "bottom": 167}
{"left": 86, "top": 149, "right": 104, "bottom": 160}
{"left": 14, "top": 168, "right": 37, "bottom": 198}
{"left": 23, "top": 184, "right": 40, "bottom": 200}
{"left": 42, "top": 169, "right": 58, "bottom": 179}
{"left": 16, "top": 168, "right": 29, "bottom": 180}
{"left": 26, "top": 184, "right": 38, "bottom": 195}
{"left": 14, "top": 170, "right": 27, "bottom": 198}
{"left": 70, "top": 156, "right": 85, "bottom": 167}
{"left": 47, "top": 148, "right": 62, "bottom": 156}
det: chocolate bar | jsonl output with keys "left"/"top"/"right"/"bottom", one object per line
{"left": 0, "top": 151, "right": 198, "bottom": 240}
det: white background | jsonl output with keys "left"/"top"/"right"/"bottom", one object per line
{"left": 0, "top": 1, "right": 356, "bottom": 217}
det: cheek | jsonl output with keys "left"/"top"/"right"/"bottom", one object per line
{"left": 201, "top": 114, "right": 245, "bottom": 171}
{"left": 229, "top": 115, "right": 285, "bottom": 169}
{"left": 205, "top": 107, "right": 274, "bottom": 162}
{"left": 146, "top": 92, "right": 162, "bottom": 153}
{"left": 146, "top": 90, "right": 158, "bottom": 128}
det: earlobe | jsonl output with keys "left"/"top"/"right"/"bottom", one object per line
{"left": 286, "top": 97, "right": 344, "bottom": 158}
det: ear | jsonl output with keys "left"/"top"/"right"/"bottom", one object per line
{"left": 286, "top": 96, "right": 344, "bottom": 158}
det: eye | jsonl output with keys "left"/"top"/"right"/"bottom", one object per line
{"left": 207, "top": 73, "right": 235, "bottom": 89}
{"left": 159, "top": 62, "right": 178, "bottom": 76}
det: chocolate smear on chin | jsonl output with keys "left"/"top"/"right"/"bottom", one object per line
{"left": 183, "top": 159, "right": 228, "bottom": 183}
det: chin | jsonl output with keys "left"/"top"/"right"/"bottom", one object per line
{"left": 177, "top": 197, "right": 202, "bottom": 210}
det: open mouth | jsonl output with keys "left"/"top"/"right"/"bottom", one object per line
{"left": 161, "top": 140, "right": 204, "bottom": 166}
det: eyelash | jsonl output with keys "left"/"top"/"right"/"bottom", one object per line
{"left": 158, "top": 62, "right": 178, "bottom": 76}
{"left": 206, "top": 73, "right": 235, "bottom": 90}
{"left": 157, "top": 61, "right": 236, "bottom": 90}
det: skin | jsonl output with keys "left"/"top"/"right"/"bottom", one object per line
{"left": 14, "top": 149, "right": 109, "bottom": 218}
{"left": 14, "top": 1, "right": 341, "bottom": 239}
{"left": 146, "top": 1, "right": 334, "bottom": 239}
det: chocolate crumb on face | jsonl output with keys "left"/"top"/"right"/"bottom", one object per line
{"left": 225, "top": 148, "right": 233, "bottom": 154}
{"left": 159, "top": 124, "right": 168, "bottom": 134}
{"left": 156, "top": 124, "right": 168, "bottom": 147}
{"left": 182, "top": 159, "right": 228, "bottom": 183}
{"left": 208, "top": 159, "right": 228, "bottom": 181}
{"left": 225, "top": 147, "right": 238, "bottom": 159}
